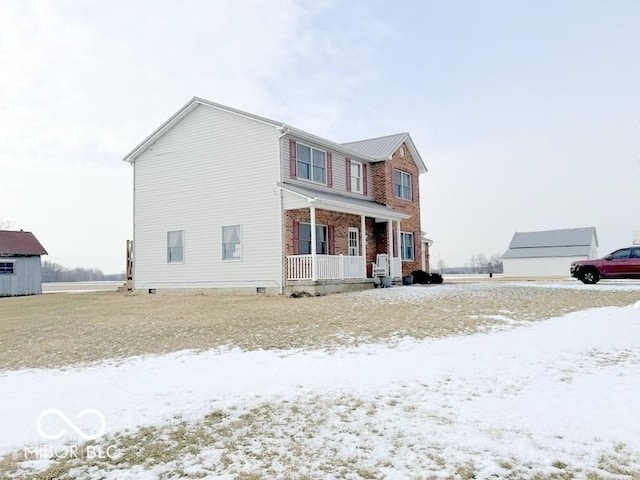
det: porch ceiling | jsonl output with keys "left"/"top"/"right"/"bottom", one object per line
{"left": 279, "top": 183, "right": 410, "bottom": 222}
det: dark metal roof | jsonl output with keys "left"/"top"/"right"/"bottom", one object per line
{"left": 0, "top": 230, "right": 48, "bottom": 256}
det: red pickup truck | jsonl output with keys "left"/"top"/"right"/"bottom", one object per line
{"left": 570, "top": 247, "right": 640, "bottom": 284}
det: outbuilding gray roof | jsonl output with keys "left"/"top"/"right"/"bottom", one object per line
{"left": 502, "top": 227, "right": 598, "bottom": 259}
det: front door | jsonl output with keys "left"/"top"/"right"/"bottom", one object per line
{"left": 348, "top": 227, "right": 359, "bottom": 256}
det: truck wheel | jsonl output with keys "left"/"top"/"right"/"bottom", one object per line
{"left": 580, "top": 269, "right": 600, "bottom": 284}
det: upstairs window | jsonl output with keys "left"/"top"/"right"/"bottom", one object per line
{"left": 167, "top": 230, "right": 184, "bottom": 263}
{"left": 222, "top": 225, "right": 242, "bottom": 260}
{"left": 297, "top": 144, "right": 326, "bottom": 184}
{"left": 394, "top": 170, "right": 412, "bottom": 200}
{"left": 350, "top": 161, "right": 362, "bottom": 193}
{"left": 400, "top": 232, "right": 414, "bottom": 261}
{"left": 0, "top": 262, "right": 14, "bottom": 274}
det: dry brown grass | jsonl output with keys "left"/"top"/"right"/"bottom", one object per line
{"left": 0, "top": 284, "right": 638, "bottom": 371}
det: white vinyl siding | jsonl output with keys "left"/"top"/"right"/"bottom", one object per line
{"left": 282, "top": 136, "right": 373, "bottom": 199}
{"left": 503, "top": 256, "right": 589, "bottom": 277}
{"left": 0, "top": 256, "right": 42, "bottom": 296}
{"left": 133, "top": 104, "right": 283, "bottom": 290}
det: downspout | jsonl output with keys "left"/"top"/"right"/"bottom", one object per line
{"left": 277, "top": 125, "right": 290, "bottom": 295}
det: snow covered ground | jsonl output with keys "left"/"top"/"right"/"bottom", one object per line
{"left": 1, "top": 283, "right": 640, "bottom": 478}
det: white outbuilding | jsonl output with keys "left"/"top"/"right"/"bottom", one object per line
{"left": 502, "top": 227, "right": 598, "bottom": 278}
{"left": 0, "top": 230, "right": 48, "bottom": 296}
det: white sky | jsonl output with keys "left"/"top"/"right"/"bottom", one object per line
{"left": 1, "top": 0, "right": 639, "bottom": 272}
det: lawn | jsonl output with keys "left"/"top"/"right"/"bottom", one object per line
{"left": 1, "top": 282, "right": 640, "bottom": 479}
{"left": 0, "top": 282, "right": 639, "bottom": 371}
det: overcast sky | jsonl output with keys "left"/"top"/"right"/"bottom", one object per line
{"left": 1, "top": 0, "right": 639, "bottom": 273}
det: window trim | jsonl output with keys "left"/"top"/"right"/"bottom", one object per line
{"left": 393, "top": 169, "right": 412, "bottom": 200}
{"left": 298, "top": 222, "right": 329, "bottom": 255}
{"left": 350, "top": 160, "right": 363, "bottom": 194}
{"left": 400, "top": 231, "right": 415, "bottom": 261}
{"left": 348, "top": 227, "right": 360, "bottom": 256}
{"left": 222, "top": 225, "right": 243, "bottom": 261}
{"left": 167, "top": 230, "right": 185, "bottom": 264}
{"left": 0, "top": 262, "right": 15, "bottom": 274}
{"left": 296, "top": 142, "right": 327, "bottom": 185}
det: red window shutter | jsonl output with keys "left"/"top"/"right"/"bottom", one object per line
{"left": 293, "top": 221, "right": 300, "bottom": 254}
{"left": 328, "top": 225, "right": 335, "bottom": 255}
{"left": 289, "top": 139, "right": 297, "bottom": 179}
{"left": 362, "top": 162, "right": 368, "bottom": 196}
{"left": 413, "top": 233, "right": 419, "bottom": 261}
{"left": 345, "top": 158, "right": 352, "bottom": 192}
{"left": 327, "top": 151, "right": 333, "bottom": 187}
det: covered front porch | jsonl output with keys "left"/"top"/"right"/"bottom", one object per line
{"left": 280, "top": 184, "right": 410, "bottom": 283}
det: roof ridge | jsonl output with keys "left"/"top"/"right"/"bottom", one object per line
{"left": 341, "top": 132, "right": 409, "bottom": 145}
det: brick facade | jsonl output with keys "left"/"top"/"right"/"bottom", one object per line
{"left": 285, "top": 142, "right": 423, "bottom": 279}
{"left": 371, "top": 142, "right": 423, "bottom": 275}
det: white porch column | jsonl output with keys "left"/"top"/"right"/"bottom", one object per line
{"left": 396, "top": 220, "right": 402, "bottom": 278}
{"left": 310, "top": 206, "right": 317, "bottom": 281}
{"left": 360, "top": 214, "right": 367, "bottom": 277}
{"left": 387, "top": 220, "right": 392, "bottom": 276}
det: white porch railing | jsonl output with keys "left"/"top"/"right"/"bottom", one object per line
{"left": 390, "top": 257, "right": 402, "bottom": 279}
{"left": 287, "top": 255, "right": 366, "bottom": 281}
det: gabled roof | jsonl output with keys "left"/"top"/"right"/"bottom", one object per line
{"left": 0, "top": 230, "right": 48, "bottom": 256}
{"left": 342, "top": 132, "right": 428, "bottom": 173}
{"left": 503, "top": 227, "right": 597, "bottom": 259}
{"left": 123, "top": 97, "right": 427, "bottom": 171}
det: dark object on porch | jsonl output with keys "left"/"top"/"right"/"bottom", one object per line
{"left": 402, "top": 275, "right": 413, "bottom": 285}
{"left": 430, "top": 273, "right": 444, "bottom": 284}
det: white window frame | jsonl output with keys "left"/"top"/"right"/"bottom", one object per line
{"left": 296, "top": 143, "right": 327, "bottom": 185}
{"left": 299, "top": 223, "right": 328, "bottom": 255}
{"left": 167, "top": 230, "right": 185, "bottom": 264}
{"left": 222, "top": 225, "right": 242, "bottom": 261}
{"left": 350, "top": 160, "right": 363, "bottom": 194}
{"left": 0, "top": 261, "right": 15, "bottom": 274}
{"left": 400, "top": 231, "right": 414, "bottom": 261}
{"left": 348, "top": 227, "right": 359, "bottom": 256}
{"left": 394, "top": 169, "right": 412, "bottom": 200}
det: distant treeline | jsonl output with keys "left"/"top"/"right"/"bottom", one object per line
{"left": 42, "top": 261, "right": 124, "bottom": 282}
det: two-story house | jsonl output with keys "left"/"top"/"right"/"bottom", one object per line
{"left": 123, "top": 97, "right": 427, "bottom": 295}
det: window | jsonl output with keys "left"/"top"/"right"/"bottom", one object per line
{"left": 393, "top": 170, "right": 412, "bottom": 200}
{"left": 222, "top": 225, "right": 242, "bottom": 260}
{"left": 350, "top": 161, "right": 362, "bottom": 193}
{"left": 632, "top": 248, "right": 640, "bottom": 259}
{"left": 400, "top": 232, "right": 414, "bottom": 261}
{"left": 348, "top": 227, "right": 359, "bottom": 256}
{"left": 297, "top": 144, "right": 326, "bottom": 184}
{"left": 167, "top": 230, "right": 184, "bottom": 263}
{"left": 610, "top": 248, "right": 631, "bottom": 259}
{"left": 298, "top": 223, "right": 328, "bottom": 255}
{"left": 0, "top": 262, "right": 14, "bottom": 274}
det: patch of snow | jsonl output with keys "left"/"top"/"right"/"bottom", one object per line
{"left": 2, "top": 303, "right": 640, "bottom": 476}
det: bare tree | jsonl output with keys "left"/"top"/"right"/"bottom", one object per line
{"left": 437, "top": 258, "right": 447, "bottom": 273}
